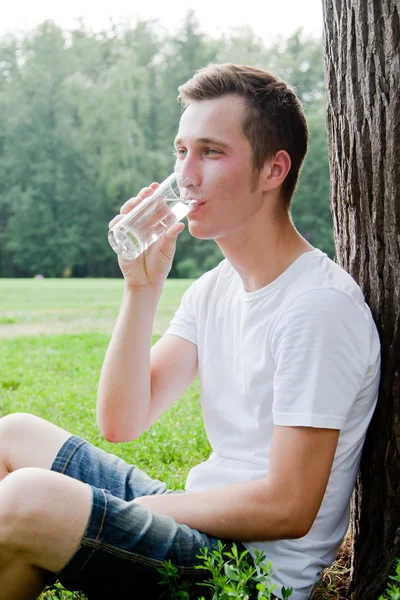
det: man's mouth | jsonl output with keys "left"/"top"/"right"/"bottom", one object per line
{"left": 187, "top": 201, "right": 206, "bottom": 216}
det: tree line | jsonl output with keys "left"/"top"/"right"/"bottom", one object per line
{"left": 0, "top": 10, "right": 333, "bottom": 279}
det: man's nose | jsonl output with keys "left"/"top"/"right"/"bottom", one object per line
{"left": 176, "top": 173, "right": 201, "bottom": 201}
{"left": 175, "top": 152, "right": 201, "bottom": 189}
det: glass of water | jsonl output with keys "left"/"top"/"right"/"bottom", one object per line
{"left": 108, "top": 172, "right": 200, "bottom": 261}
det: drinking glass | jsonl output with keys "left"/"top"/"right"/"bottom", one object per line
{"left": 108, "top": 172, "right": 200, "bottom": 261}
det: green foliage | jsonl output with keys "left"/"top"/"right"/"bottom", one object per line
{"left": 156, "top": 541, "right": 293, "bottom": 599}
{"left": 379, "top": 560, "right": 400, "bottom": 600}
{"left": 0, "top": 13, "right": 333, "bottom": 279}
{"left": 41, "top": 581, "right": 86, "bottom": 599}
{"left": 157, "top": 560, "right": 193, "bottom": 599}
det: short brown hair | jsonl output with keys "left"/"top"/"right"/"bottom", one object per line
{"left": 177, "top": 63, "right": 308, "bottom": 207}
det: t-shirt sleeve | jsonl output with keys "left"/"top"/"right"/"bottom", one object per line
{"left": 270, "top": 289, "right": 371, "bottom": 429}
{"left": 164, "top": 282, "right": 198, "bottom": 345}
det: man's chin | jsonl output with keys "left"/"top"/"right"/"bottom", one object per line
{"left": 187, "top": 223, "right": 216, "bottom": 241}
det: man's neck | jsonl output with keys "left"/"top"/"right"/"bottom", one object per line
{"left": 215, "top": 212, "right": 314, "bottom": 293}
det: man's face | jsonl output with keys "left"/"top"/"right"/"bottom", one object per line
{"left": 174, "top": 95, "right": 264, "bottom": 241}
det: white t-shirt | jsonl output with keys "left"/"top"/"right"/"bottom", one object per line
{"left": 165, "top": 249, "right": 380, "bottom": 600}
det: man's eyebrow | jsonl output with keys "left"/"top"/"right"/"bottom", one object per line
{"left": 173, "top": 137, "right": 231, "bottom": 149}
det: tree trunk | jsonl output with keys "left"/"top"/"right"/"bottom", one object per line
{"left": 321, "top": 0, "right": 400, "bottom": 597}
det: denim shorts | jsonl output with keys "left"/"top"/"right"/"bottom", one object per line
{"left": 49, "top": 435, "right": 248, "bottom": 599}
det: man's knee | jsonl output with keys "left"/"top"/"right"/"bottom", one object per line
{"left": 0, "top": 412, "right": 71, "bottom": 473}
{"left": 0, "top": 412, "right": 32, "bottom": 438}
{"left": 0, "top": 413, "right": 34, "bottom": 475}
{"left": 0, "top": 413, "right": 35, "bottom": 463}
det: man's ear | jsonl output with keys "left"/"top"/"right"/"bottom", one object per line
{"left": 260, "top": 150, "right": 291, "bottom": 192}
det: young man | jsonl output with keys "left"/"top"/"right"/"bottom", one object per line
{"left": 0, "top": 64, "right": 380, "bottom": 600}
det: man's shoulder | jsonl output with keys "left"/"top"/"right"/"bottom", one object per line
{"left": 285, "top": 250, "right": 367, "bottom": 311}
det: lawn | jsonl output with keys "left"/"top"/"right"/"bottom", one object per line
{"left": 0, "top": 333, "right": 209, "bottom": 488}
{"left": 0, "top": 277, "right": 192, "bottom": 339}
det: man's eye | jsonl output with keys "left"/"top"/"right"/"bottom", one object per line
{"left": 173, "top": 149, "right": 186, "bottom": 157}
{"left": 172, "top": 148, "right": 221, "bottom": 158}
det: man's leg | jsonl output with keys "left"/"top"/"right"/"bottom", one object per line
{"left": 0, "top": 413, "right": 72, "bottom": 481}
{"left": 0, "top": 466, "right": 92, "bottom": 600}
{"left": 0, "top": 413, "right": 91, "bottom": 599}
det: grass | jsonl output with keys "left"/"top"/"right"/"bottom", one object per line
{"left": 0, "top": 277, "right": 192, "bottom": 338}
{"left": 0, "top": 332, "right": 209, "bottom": 489}
{"left": 0, "top": 278, "right": 351, "bottom": 599}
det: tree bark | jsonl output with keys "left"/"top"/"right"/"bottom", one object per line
{"left": 322, "top": 0, "right": 400, "bottom": 597}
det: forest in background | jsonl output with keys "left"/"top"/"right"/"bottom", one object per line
{"left": 0, "top": 10, "right": 333, "bottom": 278}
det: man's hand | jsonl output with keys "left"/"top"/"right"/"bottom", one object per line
{"left": 109, "top": 183, "right": 185, "bottom": 291}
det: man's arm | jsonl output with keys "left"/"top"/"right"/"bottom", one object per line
{"left": 133, "top": 425, "right": 340, "bottom": 540}
{"left": 97, "top": 285, "right": 198, "bottom": 443}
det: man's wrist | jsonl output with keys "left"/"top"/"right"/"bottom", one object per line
{"left": 124, "top": 282, "right": 164, "bottom": 298}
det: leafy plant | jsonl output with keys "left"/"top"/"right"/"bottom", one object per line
{"left": 157, "top": 541, "right": 292, "bottom": 600}
{"left": 157, "top": 559, "right": 192, "bottom": 599}
{"left": 378, "top": 559, "right": 400, "bottom": 600}
{"left": 42, "top": 581, "right": 86, "bottom": 599}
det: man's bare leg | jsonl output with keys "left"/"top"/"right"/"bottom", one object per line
{"left": 0, "top": 467, "right": 92, "bottom": 600}
{"left": 0, "top": 413, "right": 72, "bottom": 481}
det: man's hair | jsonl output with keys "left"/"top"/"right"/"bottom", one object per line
{"left": 177, "top": 63, "right": 308, "bottom": 207}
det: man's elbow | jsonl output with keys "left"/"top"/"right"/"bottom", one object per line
{"left": 100, "top": 428, "right": 139, "bottom": 443}
{"left": 284, "top": 516, "right": 313, "bottom": 539}
{"left": 258, "top": 501, "right": 314, "bottom": 540}
{"left": 97, "top": 424, "right": 137, "bottom": 443}
{"left": 96, "top": 413, "right": 142, "bottom": 443}
{"left": 279, "top": 506, "right": 315, "bottom": 539}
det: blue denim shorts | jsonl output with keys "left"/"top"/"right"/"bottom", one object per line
{"left": 49, "top": 435, "right": 247, "bottom": 599}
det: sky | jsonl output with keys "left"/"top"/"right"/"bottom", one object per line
{"left": 0, "top": 0, "right": 324, "bottom": 41}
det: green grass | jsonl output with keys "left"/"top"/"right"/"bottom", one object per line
{"left": 0, "top": 333, "right": 209, "bottom": 488}
{"left": 0, "top": 278, "right": 204, "bottom": 599}
{"left": 0, "top": 277, "right": 192, "bottom": 337}
{"left": 0, "top": 332, "right": 210, "bottom": 492}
